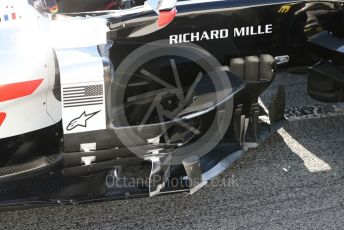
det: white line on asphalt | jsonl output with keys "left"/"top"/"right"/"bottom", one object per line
{"left": 278, "top": 128, "right": 332, "bottom": 173}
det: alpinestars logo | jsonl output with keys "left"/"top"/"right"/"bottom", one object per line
{"left": 67, "top": 111, "right": 100, "bottom": 131}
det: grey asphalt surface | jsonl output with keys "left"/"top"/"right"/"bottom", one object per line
{"left": 1, "top": 73, "right": 344, "bottom": 229}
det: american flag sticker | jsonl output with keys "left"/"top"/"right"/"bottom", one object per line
{"left": 62, "top": 84, "right": 104, "bottom": 108}
{"left": 62, "top": 83, "right": 106, "bottom": 134}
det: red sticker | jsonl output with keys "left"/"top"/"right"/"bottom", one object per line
{"left": 158, "top": 8, "right": 177, "bottom": 27}
{"left": 0, "top": 79, "right": 43, "bottom": 102}
{"left": 0, "top": 113, "right": 6, "bottom": 127}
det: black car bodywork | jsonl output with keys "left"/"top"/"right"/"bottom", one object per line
{"left": 1, "top": 0, "right": 344, "bottom": 208}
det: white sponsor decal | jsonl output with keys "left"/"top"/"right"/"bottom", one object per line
{"left": 61, "top": 82, "right": 106, "bottom": 134}
{"left": 55, "top": 45, "right": 107, "bottom": 134}
{"left": 170, "top": 24, "right": 273, "bottom": 44}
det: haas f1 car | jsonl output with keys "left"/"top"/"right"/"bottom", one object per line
{"left": 0, "top": 0, "right": 343, "bottom": 207}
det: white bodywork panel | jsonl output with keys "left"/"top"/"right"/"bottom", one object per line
{"left": 0, "top": 0, "right": 57, "bottom": 138}
{"left": 55, "top": 47, "right": 107, "bottom": 134}
{"left": 0, "top": 0, "right": 108, "bottom": 138}
{"left": 52, "top": 17, "right": 109, "bottom": 134}
{"left": 0, "top": 0, "right": 177, "bottom": 138}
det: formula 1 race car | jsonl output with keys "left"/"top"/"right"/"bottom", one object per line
{"left": 0, "top": 0, "right": 343, "bottom": 208}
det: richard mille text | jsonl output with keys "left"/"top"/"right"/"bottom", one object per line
{"left": 170, "top": 24, "right": 273, "bottom": 45}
